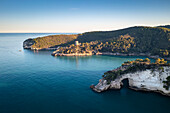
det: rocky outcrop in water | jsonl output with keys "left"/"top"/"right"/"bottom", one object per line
{"left": 91, "top": 59, "right": 170, "bottom": 96}
{"left": 92, "top": 67, "right": 170, "bottom": 95}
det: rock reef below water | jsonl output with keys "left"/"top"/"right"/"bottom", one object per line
{"left": 91, "top": 66, "right": 170, "bottom": 96}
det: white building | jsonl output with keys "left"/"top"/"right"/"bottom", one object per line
{"left": 75, "top": 41, "right": 79, "bottom": 46}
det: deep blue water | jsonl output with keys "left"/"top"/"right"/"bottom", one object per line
{"left": 0, "top": 33, "right": 169, "bottom": 113}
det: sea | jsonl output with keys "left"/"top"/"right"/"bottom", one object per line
{"left": 0, "top": 33, "right": 169, "bottom": 113}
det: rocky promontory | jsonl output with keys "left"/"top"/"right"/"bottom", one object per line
{"left": 23, "top": 25, "right": 170, "bottom": 59}
{"left": 91, "top": 58, "right": 170, "bottom": 96}
{"left": 23, "top": 38, "right": 35, "bottom": 49}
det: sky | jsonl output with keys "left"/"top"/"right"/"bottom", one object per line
{"left": 0, "top": 0, "right": 170, "bottom": 33}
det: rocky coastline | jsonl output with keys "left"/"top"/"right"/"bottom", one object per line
{"left": 51, "top": 51, "right": 170, "bottom": 61}
{"left": 51, "top": 52, "right": 92, "bottom": 56}
{"left": 96, "top": 52, "right": 170, "bottom": 61}
{"left": 23, "top": 38, "right": 170, "bottom": 60}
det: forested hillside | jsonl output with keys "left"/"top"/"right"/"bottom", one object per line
{"left": 25, "top": 26, "right": 170, "bottom": 57}
{"left": 157, "top": 25, "right": 170, "bottom": 29}
{"left": 31, "top": 35, "right": 78, "bottom": 49}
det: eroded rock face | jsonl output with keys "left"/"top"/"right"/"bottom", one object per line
{"left": 92, "top": 66, "right": 170, "bottom": 96}
{"left": 23, "top": 38, "right": 35, "bottom": 49}
{"left": 93, "top": 79, "right": 110, "bottom": 92}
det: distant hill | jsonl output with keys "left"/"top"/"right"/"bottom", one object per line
{"left": 23, "top": 25, "right": 170, "bottom": 57}
{"left": 157, "top": 25, "right": 170, "bottom": 29}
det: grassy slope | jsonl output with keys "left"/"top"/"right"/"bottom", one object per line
{"left": 32, "top": 35, "right": 78, "bottom": 49}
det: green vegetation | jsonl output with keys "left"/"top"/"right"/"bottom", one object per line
{"left": 100, "top": 34, "right": 135, "bottom": 53}
{"left": 53, "top": 34, "right": 135, "bottom": 54}
{"left": 122, "top": 58, "right": 150, "bottom": 66}
{"left": 75, "top": 26, "right": 170, "bottom": 57}
{"left": 157, "top": 25, "right": 170, "bottom": 29}
{"left": 163, "top": 76, "right": 170, "bottom": 90}
{"left": 155, "top": 58, "right": 167, "bottom": 64}
{"left": 29, "top": 26, "right": 170, "bottom": 57}
{"left": 32, "top": 35, "right": 78, "bottom": 49}
{"left": 102, "top": 58, "right": 169, "bottom": 84}
{"left": 53, "top": 35, "right": 135, "bottom": 54}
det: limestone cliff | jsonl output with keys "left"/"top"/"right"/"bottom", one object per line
{"left": 93, "top": 67, "right": 170, "bottom": 95}
{"left": 91, "top": 59, "right": 170, "bottom": 96}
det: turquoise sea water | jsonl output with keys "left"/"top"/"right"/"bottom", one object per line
{"left": 0, "top": 33, "right": 169, "bottom": 113}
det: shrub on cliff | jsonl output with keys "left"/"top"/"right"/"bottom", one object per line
{"left": 103, "top": 58, "right": 169, "bottom": 83}
{"left": 163, "top": 76, "right": 170, "bottom": 90}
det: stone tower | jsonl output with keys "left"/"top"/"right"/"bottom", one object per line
{"left": 75, "top": 41, "right": 79, "bottom": 46}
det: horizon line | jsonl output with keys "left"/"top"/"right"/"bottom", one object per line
{"left": 0, "top": 24, "right": 169, "bottom": 33}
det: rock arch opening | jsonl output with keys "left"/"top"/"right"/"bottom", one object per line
{"left": 121, "top": 78, "right": 129, "bottom": 88}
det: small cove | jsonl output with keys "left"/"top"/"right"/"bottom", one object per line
{"left": 0, "top": 33, "right": 169, "bottom": 113}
